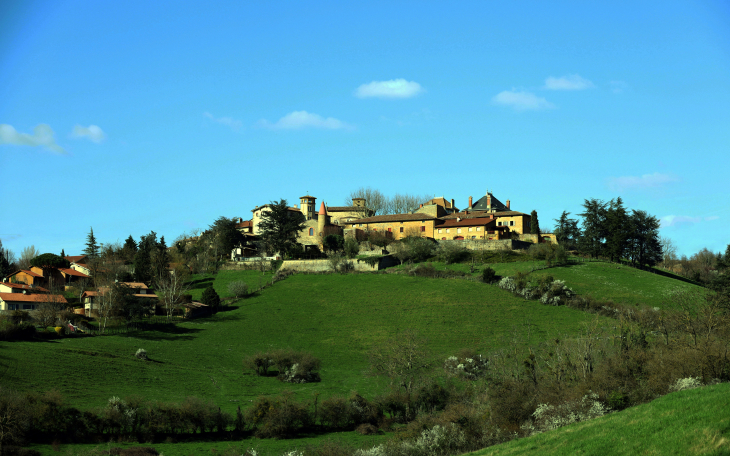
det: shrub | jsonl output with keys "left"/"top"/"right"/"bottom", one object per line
{"left": 244, "top": 352, "right": 275, "bottom": 376}
{"left": 245, "top": 393, "right": 312, "bottom": 438}
{"left": 669, "top": 377, "right": 703, "bottom": 392}
{"left": 201, "top": 286, "right": 221, "bottom": 310}
{"left": 482, "top": 267, "right": 497, "bottom": 284}
{"left": 522, "top": 393, "right": 611, "bottom": 436}
{"left": 344, "top": 238, "right": 360, "bottom": 259}
{"left": 539, "top": 280, "right": 574, "bottom": 306}
{"left": 436, "top": 242, "right": 469, "bottom": 264}
{"left": 444, "top": 353, "right": 489, "bottom": 380}
{"left": 135, "top": 348, "right": 148, "bottom": 360}
{"left": 245, "top": 349, "right": 321, "bottom": 382}
{"left": 228, "top": 281, "right": 248, "bottom": 299}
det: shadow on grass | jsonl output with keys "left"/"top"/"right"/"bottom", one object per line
{"left": 647, "top": 267, "right": 705, "bottom": 287}
{"left": 130, "top": 323, "right": 203, "bottom": 341}
{"left": 187, "top": 277, "right": 215, "bottom": 289}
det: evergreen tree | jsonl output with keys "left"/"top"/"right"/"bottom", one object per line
{"left": 627, "top": 210, "right": 662, "bottom": 268}
{"left": 0, "top": 240, "right": 14, "bottom": 277}
{"left": 578, "top": 198, "right": 608, "bottom": 259}
{"left": 152, "top": 236, "right": 170, "bottom": 280}
{"left": 122, "top": 235, "right": 138, "bottom": 263}
{"left": 553, "top": 211, "right": 581, "bottom": 250}
{"left": 258, "top": 199, "right": 307, "bottom": 258}
{"left": 530, "top": 210, "right": 540, "bottom": 235}
{"left": 133, "top": 232, "right": 156, "bottom": 285}
{"left": 60, "top": 249, "right": 65, "bottom": 258}
{"left": 605, "top": 197, "right": 631, "bottom": 263}
{"left": 84, "top": 227, "right": 100, "bottom": 258}
{"left": 201, "top": 285, "right": 221, "bottom": 311}
{"left": 210, "top": 216, "right": 245, "bottom": 262}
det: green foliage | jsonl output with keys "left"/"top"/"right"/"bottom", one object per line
{"left": 84, "top": 227, "right": 100, "bottom": 258}
{"left": 323, "top": 234, "right": 345, "bottom": 253}
{"left": 482, "top": 266, "right": 497, "bottom": 283}
{"left": 344, "top": 237, "right": 360, "bottom": 259}
{"left": 227, "top": 280, "right": 248, "bottom": 299}
{"left": 245, "top": 393, "right": 312, "bottom": 438}
{"left": 210, "top": 216, "right": 245, "bottom": 262}
{"left": 258, "top": 199, "right": 307, "bottom": 258}
{"left": 201, "top": 286, "right": 221, "bottom": 309}
{"left": 554, "top": 211, "right": 580, "bottom": 250}
{"left": 530, "top": 210, "right": 540, "bottom": 235}
{"left": 133, "top": 233, "right": 155, "bottom": 284}
{"left": 29, "top": 253, "right": 70, "bottom": 269}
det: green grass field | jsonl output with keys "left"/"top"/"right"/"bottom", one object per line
{"left": 472, "top": 383, "right": 730, "bottom": 456}
{"left": 0, "top": 259, "right": 711, "bottom": 455}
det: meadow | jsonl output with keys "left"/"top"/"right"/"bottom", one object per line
{"left": 0, "top": 258, "right": 711, "bottom": 455}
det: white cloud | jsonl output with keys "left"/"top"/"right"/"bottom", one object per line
{"left": 661, "top": 215, "right": 701, "bottom": 228}
{"left": 492, "top": 90, "right": 555, "bottom": 111}
{"left": 607, "top": 172, "right": 679, "bottom": 191}
{"left": 610, "top": 80, "right": 628, "bottom": 94}
{"left": 204, "top": 112, "right": 243, "bottom": 131}
{"left": 544, "top": 74, "right": 594, "bottom": 91}
{"left": 71, "top": 124, "right": 106, "bottom": 143}
{"left": 355, "top": 79, "right": 424, "bottom": 99}
{"left": 0, "top": 123, "right": 66, "bottom": 154}
{"left": 705, "top": 215, "right": 720, "bottom": 221}
{"left": 257, "top": 111, "right": 354, "bottom": 131}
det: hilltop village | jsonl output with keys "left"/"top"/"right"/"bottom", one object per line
{"left": 235, "top": 191, "right": 554, "bottom": 259}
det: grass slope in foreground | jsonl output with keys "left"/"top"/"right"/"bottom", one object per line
{"left": 0, "top": 272, "right": 610, "bottom": 413}
{"left": 473, "top": 383, "right": 730, "bottom": 456}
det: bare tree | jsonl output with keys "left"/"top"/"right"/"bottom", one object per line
{"left": 386, "top": 193, "right": 432, "bottom": 214}
{"left": 17, "top": 245, "right": 40, "bottom": 270}
{"left": 369, "top": 330, "right": 431, "bottom": 395}
{"left": 155, "top": 265, "right": 190, "bottom": 321}
{"left": 0, "top": 388, "right": 30, "bottom": 456}
{"left": 345, "top": 187, "right": 388, "bottom": 216}
{"left": 33, "top": 284, "right": 67, "bottom": 328}
{"left": 660, "top": 237, "right": 678, "bottom": 269}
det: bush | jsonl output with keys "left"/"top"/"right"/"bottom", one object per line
{"left": 522, "top": 393, "right": 611, "bottom": 436}
{"left": 444, "top": 353, "right": 489, "bottom": 380}
{"left": 539, "top": 280, "right": 574, "bottom": 306}
{"left": 344, "top": 238, "right": 360, "bottom": 259}
{"left": 244, "top": 352, "right": 275, "bottom": 376}
{"left": 482, "top": 267, "right": 497, "bottom": 284}
{"left": 436, "top": 242, "right": 469, "bottom": 264}
{"left": 228, "top": 281, "right": 248, "bottom": 299}
{"left": 246, "top": 393, "right": 312, "bottom": 438}
{"left": 245, "top": 349, "right": 321, "bottom": 383}
{"left": 201, "top": 286, "right": 221, "bottom": 310}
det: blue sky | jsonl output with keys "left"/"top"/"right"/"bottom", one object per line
{"left": 1, "top": 0, "right": 729, "bottom": 258}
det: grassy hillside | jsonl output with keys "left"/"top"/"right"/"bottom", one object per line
{"left": 473, "top": 383, "right": 730, "bottom": 456}
{"left": 0, "top": 271, "right": 608, "bottom": 414}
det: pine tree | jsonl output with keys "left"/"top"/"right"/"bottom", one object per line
{"left": 133, "top": 232, "right": 156, "bottom": 285}
{"left": 122, "top": 235, "right": 138, "bottom": 263}
{"left": 553, "top": 211, "right": 580, "bottom": 250}
{"left": 605, "top": 197, "right": 631, "bottom": 263}
{"left": 201, "top": 285, "right": 221, "bottom": 311}
{"left": 60, "top": 249, "right": 65, "bottom": 258}
{"left": 84, "top": 227, "right": 100, "bottom": 258}
{"left": 578, "top": 199, "right": 608, "bottom": 259}
{"left": 258, "top": 199, "right": 307, "bottom": 258}
{"left": 530, "top": 210, "right": 540, "bottom": 235}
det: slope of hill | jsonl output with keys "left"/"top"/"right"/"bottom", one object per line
{"left": 473, "top": 382, "right": 730, "bottom": 456}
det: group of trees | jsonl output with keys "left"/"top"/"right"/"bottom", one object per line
{"left": 554, "top": 197, "right": 663, "bottom": 267}
{"left": 345, "top": 187, "right": 433, "bottom": 217}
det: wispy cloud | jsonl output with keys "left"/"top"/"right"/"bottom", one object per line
{"left": 0, "top": 124, "right": 66, "bottom": 154}
{"left": 492, "top": 90, "right": 555, "bottom": 111}
{"left": 71, "top": 124, "right": 106, "bottom": 143}
{"left": 204, "top": 112, "right": 243, "bottom": 131}
{"left": 256, "top": 111, "right": 354, "bottom": 131}
{"left": 610, "top": 80, "right": 628, "bottom": 94}
{"left": 355, "top": 79, "right": 424, "bottom": 99}
{"left": 660, "top": 215, "right": 719, "bottom": 228}
{"left": 544, "top": 74, "right": 594, "bottom": 91}
{"left": 607, "top": 172, "right": 679, "bottom": 192}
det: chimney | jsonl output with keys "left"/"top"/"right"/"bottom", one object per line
{"left": 487, "top": 195, "right": 492, "bottom": 208}
{"left": 294, "top": 204, "right": 298, "bottom": 208}
{"left": 420, "top": 204, "right": 423, "bottom": 208}
{"left": 468, "top": 196, "right": 473, "bottom": 208}
{"left": 506, "top": 199, "right": 510, "bottom": 210}
{"left": 450, "top": 198, "right": 455, "bottom": 209}
{"left": 457, "top": 217, "right": 461, "bottom": 222}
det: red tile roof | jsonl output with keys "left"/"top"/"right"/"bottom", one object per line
{"left": 0, "top": 293, "right": 67, "bottom": 303}
{"left": 0, "top": 283, "right": 49, "bottom": 292}
{"left": 65, "top": 255, "right": 88, "bottom": 263}
{"left": 438, "top": 218, "right": 498, "bottom": 228}
{"left": 327, "top": 206, "right": 360, "bottom": 212}
{"left": 19, "top": 269, "right": 43, "bottom": 278}
{"left": 59, "top": 268, "right": 90, "bottom": 278}
{"left": 348, "top": 213, "right": 437, "bottom": 224}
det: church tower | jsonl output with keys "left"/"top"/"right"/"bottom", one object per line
{"left": 300, "top": 195, "right": 316, "bottom": 220}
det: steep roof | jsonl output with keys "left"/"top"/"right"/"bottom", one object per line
{"left": 348, "top": 213, "right": 437, "bottom": 224}
{"left": 59, "top": 268, "right": 90, "bottom": 278}
{"left": 471, "top": 193, "right": 509, "bottom": 212}
{"left": 0, "top": 293, "right": 67, "bottom": 303}
{"left": 0, "top": 283, "right": 49, "bottom": 292}
{"left": 318, "top": 201, "right": 327, "bottom": 215}
{"left": 65, "top": 255, "right": 88, "bottom": 264}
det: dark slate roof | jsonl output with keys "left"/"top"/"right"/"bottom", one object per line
{"left": 471, "top": 194, "right": 508, "bottom": 212}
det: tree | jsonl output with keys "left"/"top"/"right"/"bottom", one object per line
{"left": 210, "top": 216, "right": 245, "bottom": 263}
{"left": 152, "top": 236, "right": 170, "bottom": 280}
{"left": 17, "top": 245, "right": 40, "bottom": 270}
{"left": 553, "top": 211, "right": 580, "bottom": 250}
{"left": 578, "top": 199, "right": 608, "bottom": 259}
{"left": 345, "top": 187, "right": 388, "bottom": 216}
{"left": 530, "top": 210, "right": 540, "bottom": 235}
{"left": 0, "top": 240, "right": 15, "bottom": 277}
{"left": 60, "top": 248, "right": 65, "bottom": 258}
{"left": 605, "top": 197, "right": 631, "bottom": 263}
{"left": 369, "top": 330, "right": 431, "bottom": 406}
{"left": 323, "top": 234, "right": 344, "bottom": 253}
{"left": 201, "top": 286, "right": 221, "bottom": 311}
{"left": 660, "top": 237, "right": 678, "bottom": 268}
{"left": 30, "top": 253, "right": 70, "bottom": 270}
{"left": 258, "top": 200, "right": 307, "bottom": 258}
{"left": 133, "top": 232, "right": 156, "bottom": 285}
{"left": 156, "top": 265, "right": 190, "bottom": 321}
{"left": 121, "top": 235, "right": 138, "bottom": 263}
{"left": 84, "top": 227, "right": 100, "bottom": 259}
{"left": 386, "top": 193, "right": 432, "bottom": 215}
{"left": 627, "top": 210, "right": 662, "bottom": 268}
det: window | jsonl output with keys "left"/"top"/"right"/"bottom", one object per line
{"left": 438, "top": 229, "right": 442, "bottom": 233}
{"left": 446, "top": 229, "right": 450, "bottom": 233}
{"left": 421, "top": 226, "right": 425, "bottom": 232}
{"left": 309, "top": 228, "right": 314, "bottom": 236}
{"left": 476, "top": 227, "right": 481, "bottom": 231}
{"left": 457, "top": 228, "right": 462, "bottom": 233}
{"left": 497, "top": 221, "right": 502, "bottom": 226}
{"left": 510, "top": 221, "right": 515, "bottom": 226}
{"left": 23, "top": 304, "right": 34, "bottom": 310}
{"left": 399, "top": 227, "right": 404, "bottom": 233}
{"left": 468, "top": 227, "right": 473, "bottom": 232}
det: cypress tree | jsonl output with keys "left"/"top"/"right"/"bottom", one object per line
{"left": 84, "top": 227, "right": 100, "bottom": 258}
{"left": 530, "top": 210, "right": 540, "bottom": 235}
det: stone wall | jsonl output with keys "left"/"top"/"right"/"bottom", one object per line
{"left": 436, "top": 239, "right": 532, "bottom": 251}
{"left": 280, "top": 255, "right": 399, "bottom": 273}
